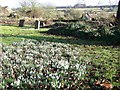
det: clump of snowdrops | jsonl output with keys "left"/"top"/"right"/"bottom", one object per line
{"left": 0, "top": 39, "right": 90, "bottom": 89}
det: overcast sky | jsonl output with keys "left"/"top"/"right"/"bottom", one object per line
{"left": 0, "top": 0, "right": 119, "bottom": 8}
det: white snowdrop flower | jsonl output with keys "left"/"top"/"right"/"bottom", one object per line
{"left": 29, "top": 56, "right": 33, "bottom": 60}
{"left": 36, "top": 64, "right": 40, "bottom": 67}
{"left": 0, "top": 71, "right": 2, "bottom": 78}
{"left": 33, "top": 50, "right": 39, "bottom": 54}
{"left": 40, "top": 66, "right": 43, "bottom": 70}
{"left": 51, "top": 82, "right": 56, "bottom": 88}
{"left": 21, "top": 69, "right": 24, "bottom": 72}
{"left": 3, "top": 55, "right": 8, "bottom": 59}
{"left": 59, "top": 60, "right": 69, "bottom": 69}
{"left": 35, "top": 60, "right": 38, "bottom": 63}
{"left": 30, "top": 71, "right": 33, "bottom": 74}
{"left": 37, "top": 75, "right": 41, "bottom": 79}
{"left": 25, "top": 64, "right": 29, "bottom": 67}
{"left": 11, "top": 83, "right": 13, "bottom": 86}
{"left": 22, "top": 61, "right": 26, "bottom": 64}
{"left": 56, "top": 75, "right": 59, "bottom": 80}
{"left": 76, "top": 64, "right": 80, "bottom": 69}
{"left": 14, "top": 79, "right": 20, "bottom": 86}
{"left": 49, "top": 74, "right": 52, "bottom": 77}
{"left": 18, "top": 75, "right": 22, "bottom": 79}
{"left": 58, "top": 60, "right": 63, "bottom": 66}
{"left": 39, "top": 72, "right": 43, "bottom": 76}
{"left": 64, "top": 63, "right": 69, "bottom": 69}
{"left": 26, "top": 55, "right": 30, "bottom": 59}
{"left": 82, "top": 65, "right": 86, "bottom": 70}
{"left": 28, "top": 81, "right": 31, "bottom": 85}
{"left": 23, "top": 46, "right": 27, "bottom": 48}
{"left": 73, "top": 56, "right": 76, "bottom": 59}
{"left": 16, "top": 49, "right": 22, "bottom": 53}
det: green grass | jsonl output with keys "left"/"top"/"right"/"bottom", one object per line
{"left": 0, "top": 25, "right": 108, "bottom": 45}
{"left": 0, "top": 26, "right": 51, "bottom": 44}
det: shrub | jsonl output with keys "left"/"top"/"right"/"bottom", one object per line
{"left": 47, "top": 22, "right": 120, "bottom": 45}
{"left": 64, "top": 9, "right": 83, "bottom": 20}
{"left": 47, "top": 22, "right": 95, "bottom": 39}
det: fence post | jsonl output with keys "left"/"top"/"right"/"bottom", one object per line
{"left": 19, "top": 19, "right": 25, "bottom": 27}
{"left": 35, "top": 20, "right": 40, "bottom": 29}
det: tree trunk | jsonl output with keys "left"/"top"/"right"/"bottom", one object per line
{"left": 116, "top": 1, "right": 120, "bottom": 24}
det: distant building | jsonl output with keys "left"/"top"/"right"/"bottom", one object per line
{"left": 0, "top": 6, "right": 13, "bottom": 16}
{"left": 56, "top": 6, "right": 72, "bottom": 11}
{"left": 74, "top": 4, "right": 86, "bottom": 8}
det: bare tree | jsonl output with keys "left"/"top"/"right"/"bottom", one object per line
{"left": 19, "top": 0, "right": 44, "bottom": 18}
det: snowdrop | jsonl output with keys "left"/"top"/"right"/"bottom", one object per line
{"left": 1, "top": 39, "right": 90, "bottom": 89}
{"left": 16, "top": 49, "right": 22, "bottom": 53}
{"left": 58, "top": 60, "right": 69, "bottom": 69}
{"left": 14, "top": 79, "right": 20, "bottom": 86}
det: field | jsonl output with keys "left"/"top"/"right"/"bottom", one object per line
{"left": 0, "top": 25, "right": 119, "bottom": 89}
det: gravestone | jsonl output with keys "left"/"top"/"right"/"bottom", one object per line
{"left": 35, "top": 20, "right": 40, "bottom": 29}
{"left": 40, "top": 21, "right": 44, "bottom": 27}
{"left": 19, "top": 19, "right": 25, "bottom": 27}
